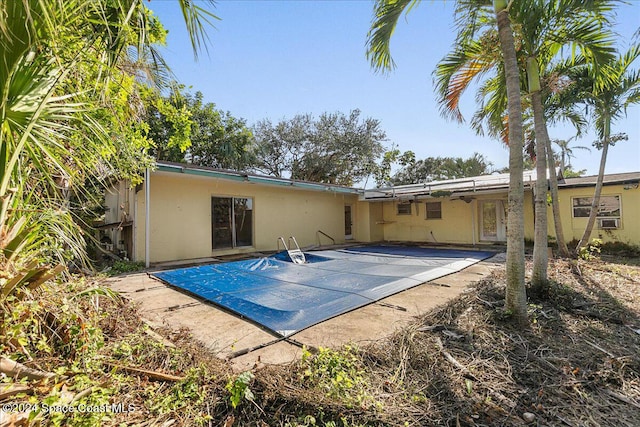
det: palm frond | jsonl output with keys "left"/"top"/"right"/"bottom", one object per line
{"left": 367, "top": 0, "right": 420, "bottom": 73}
{"left": 434, "top": 31, "right": 501, "bottom": 122}
{"left": 176, "top": 0, "right": 220, "bottom": 60}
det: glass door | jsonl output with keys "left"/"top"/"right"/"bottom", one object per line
{"left": 212, "top": 197, "right": 233, "bottom": 249}
{"left": 234, "top": 198, "right": 253, "bottom": 247}
{"left": 212, "top": 197, "right": 253, "bottom": 249}
{"left": 344, "top": 205, "right": 353, "bottom": 239}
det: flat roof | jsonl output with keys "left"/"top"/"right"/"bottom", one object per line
{"left": 152, "top": 162, "right": 639, "bottom": 199}
{"left": 558, "top": 171, "right": 640, "bottom": 188}
{"left": 363, "top": 170, "right": 538, "bottom": 201}
{"left": 155, "top": 161, "right": 362, "bottom": 195}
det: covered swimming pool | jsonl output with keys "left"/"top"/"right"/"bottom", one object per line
{"left": 151, "top": 246, "right": 496, "bottom": 337}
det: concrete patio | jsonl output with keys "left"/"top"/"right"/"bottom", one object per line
{"left": 106, "top": 250, "right": 505, "bottom": 371}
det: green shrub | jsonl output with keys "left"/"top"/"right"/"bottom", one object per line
{"left": 225, "top": 371, "right": 255, "bottom": 409}
{"left": 109, "top": 260, "right": 145, "bottom": 275}
{"left": 300, "top": 345, "right": 378, "bottom": 409}
{"left": 578, "top": 238, "right": 602, "bottom": 260}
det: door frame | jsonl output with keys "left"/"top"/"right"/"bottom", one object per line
{"left": 479, "top": 199, "right": 506, "bottom": 242}
{"left": 211, "top": 195, "right": 254, "bottom": 250}
{"left": 344, "top": 204, "right": 353, "bottom": 240}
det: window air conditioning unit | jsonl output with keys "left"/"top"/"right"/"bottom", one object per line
{"left": 598, "top": 218, "right": 620, "bottom": 229}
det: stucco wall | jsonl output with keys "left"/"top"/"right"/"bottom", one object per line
{"left": 353, "top": 201, "right": 384, "bottom": 243}
{"left": 377, "top": 191, "right": 535, "bottom": 245}
{"left": 128, "top": 171, "right": 638, "bottom": 263}
{"left": 137, "top": 171, "right": 360, "bottom": 263}
{"left": 548, "top": 184, "right": 640, "bottom": 245}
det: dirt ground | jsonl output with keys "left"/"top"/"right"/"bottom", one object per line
{"left": 106, "top": 251, "right": 506, "bottom": 371}
{"left": 3, "top": 252, "right": 638, "bottom": 426}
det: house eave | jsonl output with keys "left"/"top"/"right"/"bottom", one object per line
{"left": 155, "top": 162, "right": 363, "bottom": 195}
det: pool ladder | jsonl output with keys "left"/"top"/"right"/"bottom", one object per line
{"left": 277, "top": 236, "right": 306, "bottom": 264}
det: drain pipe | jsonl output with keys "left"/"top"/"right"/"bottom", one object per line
{"left": 145, "top": 167, "right": 150, "bottom": 268}
{"left": 471, "top": 201, "right": 476, "bottom": 246}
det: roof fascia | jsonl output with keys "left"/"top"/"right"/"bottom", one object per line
{"left": 155, "top": 163, "right": 361, "bottom": 195}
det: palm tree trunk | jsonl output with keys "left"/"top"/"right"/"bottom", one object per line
{"left": 495, "top": 0, "right": 527, "bottom": 325}
{"left": 545, "top": 138, "right": 570, "bottom": 257}
{"left": 577, "top": 127, "right": 609, "bottom": 252}
{"left": 531, "top": 90, "right": 548, "bottom": 291}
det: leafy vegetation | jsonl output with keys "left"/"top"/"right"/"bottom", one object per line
{"left": 148, "top": 88, "right": 256, "bottom": 171}
{"left": 2, "top": 256, "right": 639, "bottom": 426}
{"left": 107, "top": 260, "right": 146, "bottom": 276}
{"left": 300, "top": 346, "right": 377, "bottom": 409}
{"left": 387, "top": 152, "right": 494, "bottom": 185}
{"left": 252, "top": 110, "right": 387, "bottom": 186}
{"left": 578, "top": 238, "right": 603, "bottom": 260}
{"left": 225, "top": 371, "right": 255, "bottom": 409}
{"left": 0, "top": 0, "right": 217, "bottom": 304}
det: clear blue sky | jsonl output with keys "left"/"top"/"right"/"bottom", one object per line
{"left": 147, "top": 0, "right": 640, "bottom": 180}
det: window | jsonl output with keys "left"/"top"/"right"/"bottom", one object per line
{"left": 211, "top": 197, "right": 253, "bottom": 249}
{"left": 572, "top": 195, "right": 620, "bottom": 218}
{"left": 425, "top": 201, "right": 442, "bottom": 219}
{"left": 397, "top": 202, "right": 411, "bottom": 215}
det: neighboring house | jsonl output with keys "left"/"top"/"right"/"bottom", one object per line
{"left": 102, "top": 163, "right": 639, "bottom": 265}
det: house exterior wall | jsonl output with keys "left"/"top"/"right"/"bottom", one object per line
{"left": 549, "top": 184, "right": 640, "bottom": 245}
{"left": 113, "top": 167, "right": 638, "bottom": 264}
{"left": 136, "top": 171, "right": 361, "bottom": 263}
{"left": 377, "top": 191, "right": 535, "bottom": 245}
{"left": 354, "top": 201, "right": 384, "bottom": 243}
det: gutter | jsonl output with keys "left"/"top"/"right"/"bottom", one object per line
{"left": 558, "top": 178, "right": 640, "bottom": 189}
{"left": 156, "top": 163, "right": 362, "bottom": 195}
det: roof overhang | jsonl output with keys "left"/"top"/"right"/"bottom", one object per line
{"left": 155, "top": 162, "right": 362, "bottom": 195}
{"left": 361, "top": 171, "right": 537, "bottom": 201}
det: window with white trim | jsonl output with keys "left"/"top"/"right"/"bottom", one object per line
{"left": 572, "top": 195, "right": 620, "bottom": 218}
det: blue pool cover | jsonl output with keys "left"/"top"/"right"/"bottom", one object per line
{"left": 152, "top": 246, "right": 495, "bottom": 336}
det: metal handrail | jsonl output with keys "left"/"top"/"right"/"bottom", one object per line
{"left": 288, "top": 236, "right": 301, "bottom": 252}
{"left": 316, "top": 230, "right": 335, "bottom": 246}
{"left": 277, "top": 236, "right": 288, "bottom": 252}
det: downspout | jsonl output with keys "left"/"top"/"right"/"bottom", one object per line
{"left": 132, "top": 184, "right": 137, "bottom": 262}
{"left": 145, "top": 167, "right": 150, "bottom": 268}
{"left": 471, "top": 200, "right": 476, "bottom": 246}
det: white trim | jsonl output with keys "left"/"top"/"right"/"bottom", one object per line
{"left": 480, "top": 200, "right": 506, "bottom": 242}
{"left": 132, "top": 183, "right": 137, "bottom": 261}
{"left": 145, "top": 168, "right": 150, "bottom": 268}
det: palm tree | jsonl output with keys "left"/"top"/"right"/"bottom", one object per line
{"left": 435, "top": 0, "right": 615, "bottom": 275}
{"left": 492, "top": 0, "right": 528, "bottom": 323}
{"left": 516, "top": 0, "right": 614, "bottom": 289}
{"left": 574, "top": 45, "right": 640, "bottom": 252}
{"left": 367, "top": 0, "right": 528, "bottom": 324}
{"left": 552, "top": 137, "right": 591, "bottom": 175}
{"left": 0, "top": 0, "right": 217, "bottom": 297}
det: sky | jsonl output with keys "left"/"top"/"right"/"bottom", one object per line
{"left": 146, "top": 0, "right": 640, "bottom": 181}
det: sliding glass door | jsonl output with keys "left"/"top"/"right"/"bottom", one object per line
{"left": 211, "top": 197, "right": 253, "bottom": 249}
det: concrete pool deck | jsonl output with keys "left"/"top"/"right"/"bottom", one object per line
{"left": 106, "top": 250, "right": 505, "bottom": 371}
